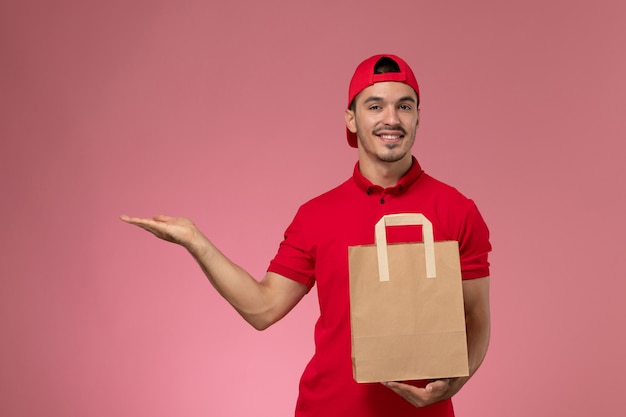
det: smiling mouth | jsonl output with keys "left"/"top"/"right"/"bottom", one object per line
{"left": 374, "top": 126, "right": 406, "bottom": 142}
{"left": 377, "top": 133, "right": 404, "bottom": 143}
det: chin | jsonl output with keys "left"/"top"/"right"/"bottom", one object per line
{"left": 377, "top": 152, "right": 408, "bottom": 163}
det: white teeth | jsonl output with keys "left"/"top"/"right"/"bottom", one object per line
{"left": 380, "top": 135, "right": 400, "bottom": 139}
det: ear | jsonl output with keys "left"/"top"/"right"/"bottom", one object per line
{"left": 345, "top": 109, "right": 357, "bottom": 133}
{"left": 415, "top": 108, "right": 420, "bottom": 131}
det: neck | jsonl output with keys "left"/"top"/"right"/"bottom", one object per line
{"left": 358, "top": 154, "right": 413, "bottom": 188}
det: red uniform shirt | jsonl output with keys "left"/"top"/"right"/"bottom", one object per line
{"left": 268, "top": 158, "right": 491, "bottom": 417}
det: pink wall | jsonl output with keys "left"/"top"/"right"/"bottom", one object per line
{"left": 2, "top": 1, "right": 625, "bottom": 416}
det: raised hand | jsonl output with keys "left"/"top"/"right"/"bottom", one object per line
{"left": 119, "top": 214, "right": 202, "bottom": 251}
{"left": 119, "top": 213, "right": 307, "bottom": 330}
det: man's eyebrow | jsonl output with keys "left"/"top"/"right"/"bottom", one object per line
{"left": 362, "top": 95, "right": 417, "bottom": 104}
{"left": 398, "top": 96, "right": 417, "bottom": 103}
{"left": 363, "top": 96, "right": 383, "bottom": 104}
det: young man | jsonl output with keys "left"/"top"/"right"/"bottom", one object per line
{"left": 121, "top": 54, "right": 492, "bottom": 417}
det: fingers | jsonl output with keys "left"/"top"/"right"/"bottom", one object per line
{"left": 120, "top": 214, "right": 150, "bottom": 224}
{"left": 120, "top": 214, "right": 165, "bottom": 226}
{"left": 119, "top": 215, "right": 168, "bottom": 238}
{"left": 153, "top": 214, "right": 172, "bottom": 222}
{"left": 381, "top": 379, "right": 452, "bottom": 408}
{"left": 425, "top": 379, "right": 450, "bottom": 393}
{"left": 380, "top": 381, "right": 408, "bottom": 400}
{"left": 381, "top": 381, "right": 426, "bottom": 407}
{"left": 119, "top": 213, "right": 199, "bottom": 248}
{"left": 120, "top": 215, "right": 154, "bottom": 228}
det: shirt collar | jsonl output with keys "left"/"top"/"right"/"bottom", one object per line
{"left": 352, "top": 156, "right": 423, "bottom": 195}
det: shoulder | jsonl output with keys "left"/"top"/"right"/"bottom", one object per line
{"left": 407, "top": 171, "right": 490, "bottom": 240}
{"left": 298, "top": 177, "right": 358, "bottom": 215}
{"left": 284, "top": 177, "right": 362, "bottom": 240}
{"left": 413, "top": 172, "right": 478, "bottom": 211}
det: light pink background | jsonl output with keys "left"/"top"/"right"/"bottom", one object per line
{"left": 2, "top": 1, "right": 625, "bottom": 416}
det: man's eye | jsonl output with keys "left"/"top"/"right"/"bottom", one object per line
{"left": 399, "top": 104, "right": 412, "bottom": 110}
{"left": 369, "top": 105, "right": 381, "bottom": 110}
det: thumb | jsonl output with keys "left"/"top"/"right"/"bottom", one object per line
{"left": 153, "top": 214, "right": 173, "bottom": 222}
{"left": 426, "top": 379, "right": 449, "bottom": 393}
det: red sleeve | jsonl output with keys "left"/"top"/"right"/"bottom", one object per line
{"left": 267, "top": 207, "right": 316, "bottom": 291}
{"left": 458, "top": 201, "right": 491, "bottom": 280}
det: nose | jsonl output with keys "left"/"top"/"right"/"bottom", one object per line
{"left": 382, "top": 106, "right": 400, "bottom": 125}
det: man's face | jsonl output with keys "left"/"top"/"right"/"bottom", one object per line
{"left": 345, "top": 81, "right": 419, "bottom": 164}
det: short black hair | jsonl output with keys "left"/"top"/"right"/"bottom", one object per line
{"left": 373, "top": 56, "right": 401, "bottom": 74}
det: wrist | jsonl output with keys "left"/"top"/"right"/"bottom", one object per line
{"left": 186, "top": 230, "right": 211, "bottom": 258}
{"left": 447, "top": 376, "right": 468, "bottom": 397}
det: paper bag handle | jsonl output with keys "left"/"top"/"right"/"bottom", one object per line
{"left": 375, "top": 213, "right": 436, "bottom": 282}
